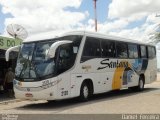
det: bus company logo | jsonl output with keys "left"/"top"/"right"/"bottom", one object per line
{"left": 18, "top": 81, "right": 22, "bottom": 86}
{"left": 27, "top": 88, "right": 30, "bottom": 91}
{"left": 97, "top": 59, "right": 129, "bottom": 70}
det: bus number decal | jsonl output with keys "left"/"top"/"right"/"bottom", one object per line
{"left": 42, "top": 80, "right": 50, "bottom": 86}
{"left": 61, "top": 91, "right": 68, "bottom": 96}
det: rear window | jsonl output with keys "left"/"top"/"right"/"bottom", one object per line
{"left": 148, "top": 46, "right": 156, "bottom": 58}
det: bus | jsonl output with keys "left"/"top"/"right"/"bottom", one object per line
{"left": 6, "top": 31, "right": 157, "bottom": 101}
{"left": 157, "top": 50, "right": 160, "bottom": 71}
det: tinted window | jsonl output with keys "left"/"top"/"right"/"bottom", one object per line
{"left": 140, "top": 45, "right": 147, "bottom": 58}
{"left": 57, "top": 35, "right": 82, "bottom": 74}
{"left": 128, "top": 44, "right": 138, "bottom": 58}
{"left": 152, "top": 47, "right": 156, "bottom": 57}
{"left": 148, "top": 46, "right": 156, "bottom": 58}
{"left": 82, "top": 37, "right": 101, "bottom": 57}
{"left": 116, "top": 42, "right": 128, "bottom": 58}
{"left": 57, "top": 44, "right": 74, "bottom": 74}
{"left": 101, "top": 40, "right": 115, "bottom": 58}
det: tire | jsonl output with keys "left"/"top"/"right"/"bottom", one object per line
{"left": 130, "top": 76, "right": 144, "bottom": 91}
{"left": 137, "top": 77, "right": 145, "bottom": 91}
{"left": 79, "top": 82, "right": 90, "bottom": 101}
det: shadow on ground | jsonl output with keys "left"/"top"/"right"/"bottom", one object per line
{"left": 0, "top": 91, "right": 15, "bottom": 102}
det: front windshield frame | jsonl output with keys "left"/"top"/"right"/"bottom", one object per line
{"left": 15, "top": 43, "right": 36, "bottom": 80}
{"left": 32, "top": 41, "right": 57, "bottom": 79}
{"left": 15, "top": 41, "right": 57, "bottom": 81}
{"left": 15, "top": 35, "right": 82, "bottom": 81}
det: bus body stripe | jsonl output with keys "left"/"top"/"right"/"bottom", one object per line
{"left": 112, "top": 60, "right": 132, "bottom": 90}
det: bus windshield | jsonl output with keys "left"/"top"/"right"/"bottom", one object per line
{"left": 15, "top": 35, "right": 82, "bottom": 81}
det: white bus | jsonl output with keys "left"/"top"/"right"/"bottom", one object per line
{"left": 156, "top": 44, "right": 160, "bottom": 71}
{"left": 6, "top": 31, "right": 157, "bottom": 101}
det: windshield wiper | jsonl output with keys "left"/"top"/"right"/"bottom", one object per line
{"left": 31, "top": 61, "right": 41, "bottom": 80}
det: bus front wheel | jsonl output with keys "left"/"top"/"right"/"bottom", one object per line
{"left": 80, "top": 82, "right": 90, "bottom": 101}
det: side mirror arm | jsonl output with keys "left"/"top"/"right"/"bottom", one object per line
{"left": 5, "top": 45, "right": 20, "bottom": 61}
{"left": 47, "top": 40, "right": 72, "bottom": 58}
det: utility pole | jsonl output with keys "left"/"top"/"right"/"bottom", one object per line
{"left": 93, "top": 0, "right": 98, "bottom": 32}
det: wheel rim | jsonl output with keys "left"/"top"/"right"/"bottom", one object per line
{"left": 139, "top": 79, "right": 144, "bottom": 89}
{"left": 83, "top": 85, "right": 89, "bottom": 98}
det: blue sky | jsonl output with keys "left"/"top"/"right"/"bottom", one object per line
{"left": 0, "top": 5, "right": 14, "bottom": 34}
{"left": 0, "top": 6, "right": 11, "bottom": 33}
{"left": 78, "top": 0, "right": 111, "bottom": 23}
{"left": 0, "top": 0, "right": 160, "bottom": 42}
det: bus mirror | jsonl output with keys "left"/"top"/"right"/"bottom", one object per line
{"left": 47, "top": 40, "right": 73, "bottom": 58}
{"left": 5, "top": 45, "right": 20, "bottom": 61}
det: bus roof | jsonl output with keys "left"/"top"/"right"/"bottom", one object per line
{"left": 24, "top": 30, "right": 153, "bottom": 46}
{"left": 63, "top": 31, "right": 153, "bottom": 46}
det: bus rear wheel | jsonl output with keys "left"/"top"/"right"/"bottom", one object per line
{"left": 130, "top": 76, "right": 144, "bottom": 91}
{"left": 138, "top": 77, "right": 145, "bottom": 91}
{"left": 80, "top": 82, "right": 90, "bottom": 101}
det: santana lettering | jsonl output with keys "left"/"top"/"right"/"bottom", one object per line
{"left": 97, "top": 59, "right": 129, "bottom": 70}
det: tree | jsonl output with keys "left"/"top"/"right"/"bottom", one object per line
{"left": 149, "top": 24, "right": 160, "bottom": 44}
{"left": 150, "top": 32, "right": 160, "bottom": 44}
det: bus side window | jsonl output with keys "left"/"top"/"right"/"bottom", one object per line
{"left": 81, "top": 37, "right": 101, "bottom": 62}
{"left": 57, "top": 44, "right": 74, "bottom": 74}
{"left": 140, "top": 45, "right": 147, "bottom": 58}
{"left": 116, "top": 42, "right": 128, "bottom": 58}
{"left": 101, "top": 40, "right": 115, "bottom": 58}
{"left": 147, "top": 46, "right": 156, "bottom": 59}
{"left": 128, "top": 44, "right": 138, "bottom": 58}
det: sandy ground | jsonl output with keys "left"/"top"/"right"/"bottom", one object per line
{"left": 157, "top": 72, "right": 160, "bottom": 81}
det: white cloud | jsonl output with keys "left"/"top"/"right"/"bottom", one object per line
{"left": 101, "top": 22, "right": 160, "bottom": 45}
{"left": 100, "top": 18, "right": 129, "bottom": 32}
{"left": 0, "top": 0, "right": 87, "bottom": 37}
{"left": 25, "top": 30, "right": 67, "bottom": 42}
{"left": 85, "top": 18, "right": 130, "bottom": 34}
{"left": 146, "top": 14, "right": 160, "bottom": 24}
{"left": 108, "top": 0, "right": 160, "bottom": 19}
{"left": 108, "top": 28, "right": 143, "bottom": 41}
{"left": 88, "top": 19, "right": 94, "bottom": 26}
{"left": 84, "top": 0, "right": 160, "bottom": 42}
{"left": 101, "top": 0, "right": 160, "bottom": 43}
{"left": 1, "top": 0, "right": 160, "bottom": 44}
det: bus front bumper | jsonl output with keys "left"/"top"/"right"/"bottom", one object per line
{"left": 14, "top": 87, "right": 57, "bottom": 101}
